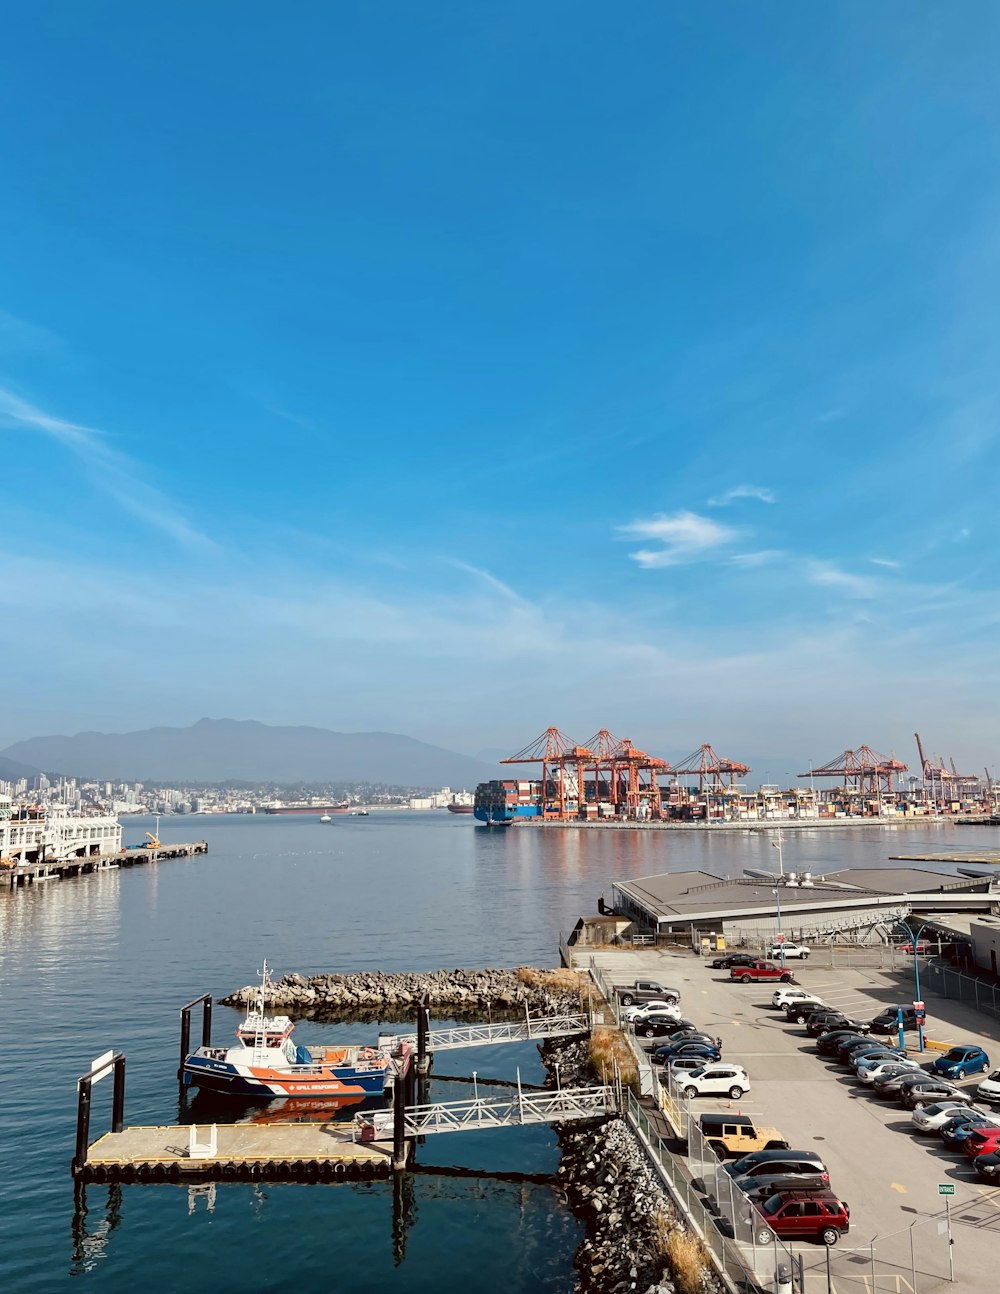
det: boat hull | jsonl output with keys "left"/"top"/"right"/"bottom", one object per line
{"left": 182, "top": 1053, "right": 387, "bottom": 1098}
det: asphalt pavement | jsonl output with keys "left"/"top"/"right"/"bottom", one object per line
{"left": 582, "top": 945, "right": 1000, "bottom": 1292}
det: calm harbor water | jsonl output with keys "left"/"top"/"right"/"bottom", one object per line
{"left": 0, "top": 811, "right": 985, "bottom": 1292}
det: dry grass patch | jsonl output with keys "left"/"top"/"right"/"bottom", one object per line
{"left": 653, "top": 1213, "right": 710, "bottom": 1294}
{"left": 515, "top": 967, "right": 587, "bottom": 995}
{"left": 587, "top": 1026, "right": 638, "bottom": 1087}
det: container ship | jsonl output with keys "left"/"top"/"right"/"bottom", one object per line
{"left": 263, "top": 804, "right": 350, "bottom": 816}
{"left": 473, "top": 780, "right": 543, "bottom": 824}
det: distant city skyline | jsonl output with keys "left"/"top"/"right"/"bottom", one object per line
{"left": 3, "top": 4, "right": 1000, "bottom": 767}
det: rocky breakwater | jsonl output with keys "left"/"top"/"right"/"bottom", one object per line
{"left": 220, "top": 965, "right": 586, "bottom": 1017}
{"left": 544, "top": 1037, "right": 721, "bottom": 1294}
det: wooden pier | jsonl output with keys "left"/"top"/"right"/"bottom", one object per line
{"left": 4, "top": 841, "right": 207, "bottom": 889}
{"left": 79, "top": 1121, "right": 394, "bottom": 1184}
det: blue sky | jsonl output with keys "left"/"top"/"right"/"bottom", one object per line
{"left": 2, "top": 1, "right": 1000, "bottom": 777}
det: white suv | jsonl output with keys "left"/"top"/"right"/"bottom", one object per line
{"left": 772, "top": 987, "right": 821, "bottom": 1009}
{"left": 767, "top": 942, "right": 810, "bottom": 960}
{"left": 679, "top": 1064, "right": 750, "bottom": 1100}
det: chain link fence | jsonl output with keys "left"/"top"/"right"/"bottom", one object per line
{"left": 919, "top": 959, "right": 1000, "bottom": 1021}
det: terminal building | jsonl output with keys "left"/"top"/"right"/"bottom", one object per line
{"left": 582, "top": 865, "right": 1000, "bottom": 958}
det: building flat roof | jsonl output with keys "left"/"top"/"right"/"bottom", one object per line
{"left": 612, "top": 864, "right": 997, "bottom": 928}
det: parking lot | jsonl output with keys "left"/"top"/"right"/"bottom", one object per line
{"left": 586, "top": 946, "right": 1000, "bottom": 1292}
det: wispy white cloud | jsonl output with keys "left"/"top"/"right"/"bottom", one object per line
{"left": 729, "top": 549, "right": 785, "bottom": 568}
{"left": 869, "top": 557, "right": 901, "bottom": 569}
{"left": 707, "top": 484, "right": 776, "bottom": 507}
{"left": 446, "top": 558, "right": 527, "bottom": 605}
{"left": 620, "top": 511, "right": 739, "bottom": 568}
{"left": 0, "top": 307, "right": 63, "bottom": 356}
{"left": 807, "top": 561, "right": 880, "bottom": 599}
{"left": 0, "top": 384, "right": 216, "bottom": 551}
{"left": 262, "top": 403, "right": 317, "bottom": 434}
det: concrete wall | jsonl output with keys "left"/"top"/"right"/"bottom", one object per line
{"left": 970, "top": 918, "right": 1000, "bottom": 974}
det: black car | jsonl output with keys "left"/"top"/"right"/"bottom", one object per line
{"left": 708, "top": 951, "right": 757, "bottom": 971}
{"left": 783, "top": 999, "right": 828, "bottom": 1025}
{"left": 806, "top": 1011, "right": 851, "bottom": 1037}
{"left": 816, "top": 1030, "right": 870, "bottom": 1057}
{"left": 638, "top": 1017, "right": 717, "bottom": 1040}
{"left": 644, "top": 1018, "right": 699, "bottom": 1041}
{"left": 838, "top": 1038, "right": 901, "bottom": 1065}
{"left": 724, "top": 1149, "right": 829, "bottom": 1183}
{"left": 816, "top": 1016, "right": 871, "bottom": 1039}
{"left": 740, "top": 1174, "right": 830, "bottom": 1205}
{"left": 974, "top": 1151, "right": 1000, "bottom": 1182}
{"left": 652, "top": 1041, "right": 722, "bottom": 1065}
{"left": 839, "top": 1047, "right": 899, "bottom": 1073}
{"left": 868, "top": 1006, "right": 920, "bottom": 1035}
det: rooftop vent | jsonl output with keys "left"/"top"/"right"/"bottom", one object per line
{"left": 800, "top": 872, "right": 814, "bottom": 887}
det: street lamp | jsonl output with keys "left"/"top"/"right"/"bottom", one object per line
{"left": 896, "top": 919, "right": 930, "bottom": 1051}
{"left": 770, "top": 829, "right": 786, "bottom": 968}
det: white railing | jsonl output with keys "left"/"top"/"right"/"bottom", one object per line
{"left": 392, "top": 1013, "right": 591, "bottom": 1052}
{"left": 356, "top": 1084, "right": 620, "bottom": 1138}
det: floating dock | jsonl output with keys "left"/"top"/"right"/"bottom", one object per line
{"left": 889, "top": 849, "right": 1000, "bottom": 864}
{"left": 4, "top": 841, "right": 207, "bottom": 888}
{"left": 79, "top": 1121, "right": 394, "bottom": 1184}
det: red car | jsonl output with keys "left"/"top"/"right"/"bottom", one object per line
{"left": 730, "top": 960, "right": 794, "bottom": 984}
{"left": 963, "top": 1127, "right": 1000, "bottom": 1160}
{"left": 896, "top": 941, "right": 932, "bottom": 954}
{"left": 752, "top": 1190, "right": 850, "bottom": 1246}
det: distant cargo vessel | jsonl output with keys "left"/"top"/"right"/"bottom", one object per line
{"left": 446, "top": 804, "right": 474, "bottom": 815}
{"left": 263, "top": 805, "right": 350, "bottom": 816}
{"left": 473, "top": 780, "right": 543, "bottom": 824}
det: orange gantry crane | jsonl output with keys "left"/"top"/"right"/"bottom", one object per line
{"left": 500, "top": 727, "right": 585, "bottom": 818}
{"left": 670, "top": 743, "right": 751, "bottom": 792}
{"left": 500, "top": 726, "right": 673, "bottom": 819}
{"left": 801, "top": 746, "right": 908, "bottom": 800}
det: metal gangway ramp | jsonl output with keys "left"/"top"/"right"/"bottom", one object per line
{"left": 357, "top": 1083, "right": 619, "bottom": 1140}
{"left": 393, "top": 1012, "right": 591, "bottom": 1053}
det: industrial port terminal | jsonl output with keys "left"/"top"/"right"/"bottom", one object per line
{"left": 472, "top": 727, "right": 1000, "bottom": 826}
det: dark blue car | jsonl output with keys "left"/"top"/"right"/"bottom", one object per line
{"left": 652, "top": 1041, "right": 722, "bottom": 1064}
{"left": 930, "top": 1045, "right": 990, "bottom": 1079}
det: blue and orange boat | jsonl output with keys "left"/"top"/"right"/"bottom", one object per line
{"left": 182, "top": 962, "right": 391, "bottom": 1099}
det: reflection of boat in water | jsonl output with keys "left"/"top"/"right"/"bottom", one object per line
{"left": 188, "top": 1088, "right": 384, "bottom": 1126}
{"left": 347, "top": 810, "right": 369, "bottom": 816}
{"left": 182, "top": 961, "right": 391, "bottom": 1099}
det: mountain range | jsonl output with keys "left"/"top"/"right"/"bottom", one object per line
{"left": 0, "top": 719, "right": 499, "bottom": 788}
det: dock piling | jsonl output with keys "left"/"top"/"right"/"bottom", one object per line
{"left": 178, "top": 994, "right": 212, "bottom": 1082}
{"left": 73, "top": 1050, "right": 125, "bottom": 1176}
{"left": 416, "top": 994, "right": 432, "bottom": 1075}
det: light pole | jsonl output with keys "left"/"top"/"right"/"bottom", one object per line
{"left": 771, "top": 829, "right": 786, "bottom": 967}
{"left": 896, "top": 919, "right": 929, "bottom": 1051}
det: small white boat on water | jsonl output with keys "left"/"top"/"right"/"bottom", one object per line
{"left": 320, "top": 814, "right": 332, "bottom": 822}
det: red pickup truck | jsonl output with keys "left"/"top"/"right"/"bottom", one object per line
{"left": 730, "top": 960, "right": 794, "bottom": 984}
